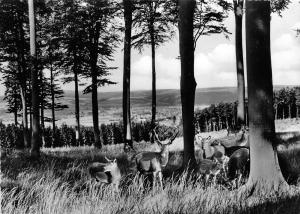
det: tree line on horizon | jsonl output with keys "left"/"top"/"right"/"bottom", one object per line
{"left": 0, "top": 0, "right": 297, "bottom": 193}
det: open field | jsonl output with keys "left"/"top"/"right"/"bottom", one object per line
{"left": 1, "top": 119, "right": 300, "bottom": 214}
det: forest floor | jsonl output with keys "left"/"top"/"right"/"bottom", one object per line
{"left": 1, "top": 119, "right": 300, "bottom": 214}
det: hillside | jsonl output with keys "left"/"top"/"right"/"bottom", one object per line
{"left": 0, "top": 86, "right": 297, "bottom": 125}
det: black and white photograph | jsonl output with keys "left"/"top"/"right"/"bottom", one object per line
{"left": 0, "top": 0, "right": 300, "bottom": 213}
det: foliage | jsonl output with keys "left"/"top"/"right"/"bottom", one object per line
{"left": 0, "top": 121, "right": 181, "bottom": 149}
{"left": 131, "top": 0, "right": 176, "bottom": 52}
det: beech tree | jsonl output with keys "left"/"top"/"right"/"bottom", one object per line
{"left": 0, "top": 0, "right": 30, "bottom": 148}
{"left": 122, "top": 0, "right": 134, "bottom": 151}
{"left": 79, "top": 0, "right": 119, "bottom": 149}
{"left": 233, "top": 0, "right": 245, "bottom": 128}
{"left": 245, "top": 0, "right": 287, "bottom": 193}
{"left": 178, "top": 0, "right": 197, "bottom": 167}
{"left": 58, "top": 0, "right": 88, "bottom": 146}
{"left": 28, "top": 0, "right": 41, "bottom": 158}
{"left": 232, "top": 0, "right": 290, "bottom": 129}
{"left": 132, "top": 0, "right": 176, "bottom": 142}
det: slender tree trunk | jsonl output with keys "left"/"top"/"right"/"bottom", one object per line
{"left": 74, "top": 69, "right": 81, "bottom": 146}
{"left": 123, "top": 0, "right": 133, "bottom": 151}
{"left": 149, "top": 3, "right": 157, "bottom": 143}
{"left": 234, "top": 0, "right": 245, "bottom": 128}
{"left": 91, "top": 67, "right": 101, "bottom": 148}
{"left": 297, "top": 106, "right": 299, "bottom": 119}
{"left": 50, "top": 56, "right": 56, "bottom": 145}
{"left": 14, "top": 109, "right": 18, "bottom": 125}
{"left": 40, "top": 71, "right": 45, "bottom": 148}
{"left": 275, "top": 104, "right": 278, "bottom": 119}
{"left": 20, "top": 86, "right": 29, "bottom": 147}
{"left": 28, "top": 0, "right": 41, "bottom": 158}
{"left": 17, "top": 15, "right": 29, "bottom": 148}
{"left": 179, "top": 0, "right": 197, "bottom": 167}
{"left": 288, "top": 104, "right": 291, "bottom": 118}
{"left": 245, "top": 0, "right": 287, "bottom": 192}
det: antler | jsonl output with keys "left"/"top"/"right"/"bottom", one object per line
{"left": 167, "top": 129, "right": 179, "bottom": 145}
{"left": 153, "top": 127, "right": 162, "bottom": 144}
{"left": 105, "top": 156, "right": 112, "bottom": 162}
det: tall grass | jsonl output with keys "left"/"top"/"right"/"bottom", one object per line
{"left": 1, "top": 145, "right": 300, "bottom": 214}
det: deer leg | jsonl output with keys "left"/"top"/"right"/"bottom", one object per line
{"left": 152, "top": 172, "right": 157, "bottom": 188}
{"left": 237, "top": 173, "right": 242, "bottom": 188}
{"left": 158, "top": 171, "right": 163, "bottom": 188}
{"left": 205, "top": 174, "right": 210, "bottom": 185}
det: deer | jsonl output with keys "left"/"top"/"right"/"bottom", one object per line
{"left": 227, "top": 148, "right": 250, "bottom": 188}
{"left": 196, "top": 136, "right": 226, "bottom": 159}
{"left": 88, "top": 157, "right": 121, "bottom": 192}
{"left": 134, "top": 127, "right": 179, "bottom": 188}
{"left": 195, "top": 158, "right": 224, "bottom": 185}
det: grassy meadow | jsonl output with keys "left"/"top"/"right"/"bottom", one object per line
{"left": 1, "top": 119, "right": 300, "bottom": 214}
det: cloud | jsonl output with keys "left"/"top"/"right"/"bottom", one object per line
{"left": 131, "top": 33, "right": 300, "bottom": 91}
{"left": 131, "top": 43, "right": 237, "bottom": 90}
{"left": 272, "top": 33, "right": 300, "bottom": 84}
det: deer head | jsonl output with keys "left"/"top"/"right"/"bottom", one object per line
{"left": 103, "top": 156, "right": 118, "bottom": 172}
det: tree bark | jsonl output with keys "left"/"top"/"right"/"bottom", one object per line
{"left": 91, "top": 66, "right": 101, "bottom": 148}
{"left": 245, "top": 0, "right": 287, "bottom": 193}
{"left": 17, "top": 13, "right": 29, "bottom": 148}
{"left": 234, "top": 0, "right": 245, "bottom": 128}
{"left": 20, "top": 86, "right": 29, "bottom": 148}
{"left": 40, "top": 71, "right": 45, "bottom": 148}
{"left": 90, "top": 22, "right": 102, "bottom": 149}
{"left": 50, "top": 54, "right": 56, "bottom": 146}
{"left": 123, "top": 0, "right": 133, "bottom": 151}
{"left": 28, "top": 0, "right": 41, "bottom": 158}
{"left": 179, "top": 0, "right": 197, "bottom": 167}
{"left": 74, "top": 68, "right": 81, "bottom": 146}
{"left": 149, "top": 2, "right": 157, "bottom": 143}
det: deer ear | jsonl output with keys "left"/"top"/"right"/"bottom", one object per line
{"left": 113, "top": 159, "right": 117, "bottom": 163}
{"left": 207, "top": 136, "right": 211, "bottom": 140}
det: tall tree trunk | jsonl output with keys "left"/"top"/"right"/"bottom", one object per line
{"left": 149, "top": 3, "right": 157, "bottom": 143}
{"left": 245, "top": 0, "right": 287, "bottom": 192}
{"left": 28, "top": 0, "right": 41, "bottom": 158}
{"left": 17, "top": 14, "right": 29, "bottom": 148}
{"left": 91, "top": 67, "right": 101, "bottom": 148}
{"left": 73, "top": 48, "right": 81, "bottom": 146}
{"left": 123, "top": 0, "right": 133, "bottom": 151}
{"left": 14, "top": 109, "right": 18, "bottom": 125}
{"left": 40, "top": 71, "right": 45, "bottom": 148}
{"left": 50, "top": 55, "right": 56, "bottom": 145}
{"left": 179, "top": 0, "right": 197, "bottom": 167}
{"left": 20, "top": 86, "right": 29, "bottom": 148}
{"left": 288, "top": 104, "right": 291, "bottom": 118}
{"left": 74, "top": 68, "right": 81, "bottom": 146}
{"left": 234, "top": 0, "right": 245, "bottom": 128}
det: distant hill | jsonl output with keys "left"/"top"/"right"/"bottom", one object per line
{"left": 0, "top": 85, "right": 298, "bottom": 124}
{"left": 61, "top": 87, "right": 237, "bottom": 109}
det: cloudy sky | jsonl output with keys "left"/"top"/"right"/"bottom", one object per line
{"left": 0, "top": 0, "right": 299, "bottom": 95}
{"left": 96, "top": 0, "right": 300, "bottom": 93}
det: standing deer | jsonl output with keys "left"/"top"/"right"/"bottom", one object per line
{"left": 134, "top": 128, "right": 179, "bottom": 188}
{"left": 227, "top": 148, "right": 250, "bottom": 188}
{"left": 195, "top": 158, "right": 224, "bottom": 185}
{"left": 196, "top": 136, "right": 226, "bottom": 159}
{"left": 88, "top": 157, "right": 121, "bottom": 191}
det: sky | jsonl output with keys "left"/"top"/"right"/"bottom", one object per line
{"left": 0, "top": 0, "right": 299, "bottom": 96}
